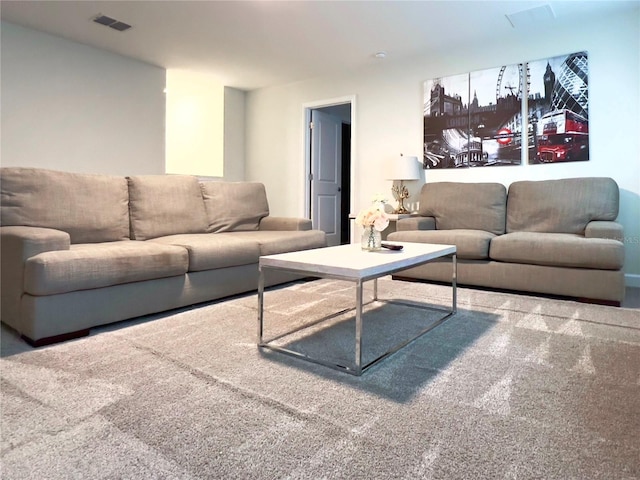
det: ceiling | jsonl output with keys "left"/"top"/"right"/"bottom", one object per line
{"left": 1, "top": 1, "right": 638, "bottom": 91}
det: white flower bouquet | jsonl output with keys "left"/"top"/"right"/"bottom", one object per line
{"left": 355, "top": 196, "right": 389, "bottom": 232}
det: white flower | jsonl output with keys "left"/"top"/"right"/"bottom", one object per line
{"left": 355, "top": 204, "right": 389, "bottom": 232}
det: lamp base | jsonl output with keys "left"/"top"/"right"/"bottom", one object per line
{"left": 393, "top": 206, "right": 410, "bottom": 214}
{"left": 391, "top": 182, "right": 412, "bottom": 215}
{"left": 393, "top": 194, "right": 411, "bottom": 214}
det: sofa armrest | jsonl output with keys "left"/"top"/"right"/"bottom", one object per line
{"left": 259, "top": 216, "right": 312, "bottom": 231}
{"left": 396, "top": 216, "right": 436, "bottom": 231}
{"left": 1, "top": 226, "right": 71, "bottom": 257}
{"left": 0, "top": 226, "right": 70, "bottom": 332}
{"left": 585, "top": 221, "right": 624, "bottom": 242}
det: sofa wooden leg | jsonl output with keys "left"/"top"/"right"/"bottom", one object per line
{"left": 22, "top": 329, "right": 91, "bottom": 347}
{"left": 576, "top": 298, "right": 621, "bottom": 307}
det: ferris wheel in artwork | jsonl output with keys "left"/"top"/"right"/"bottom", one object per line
{"left": 495, "top": 63, "right": 530, "bottom": 101}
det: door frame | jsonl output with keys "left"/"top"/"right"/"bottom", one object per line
{"left": 302, "top": 95, "right": 357, "bottom": 228}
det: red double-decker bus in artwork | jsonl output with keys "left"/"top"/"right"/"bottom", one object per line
{"left": 537, "top": 109, "right": 589, "bottom": 162}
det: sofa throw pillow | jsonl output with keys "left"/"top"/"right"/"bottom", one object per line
{"left": 418, "top": 182, "right": 507, "bottom": 235}
{"left": 128, "top": 175, "right": 208, "bottom": 240}
{"left": 506, "top": 177, "right": 619, "bottom": 234}
{"left": 201, "top": 181, "right": 269, "bottom": 232}
{"left": 0, "top": 167, "right": 130, "bottom": 243}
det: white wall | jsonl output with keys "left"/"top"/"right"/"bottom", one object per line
{"left": 165, "top": 80, "right": 245, "bottom": 180}
{"left": 223, "top": 87, "right": 246, "bottom": 181}
{"left": 246, "top": 9, "right": 640, "bottom": 280}
{"left": 1, "top": 22, "right": 245, "bottom": 180}
{"left": 165, "top": 69, "right": 224, "bottom": 177}
{"left": 0, "top": 21, "right": 165, "bottom": 175}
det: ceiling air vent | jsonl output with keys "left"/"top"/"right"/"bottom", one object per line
{"left": 93, "top": 14, "right": 132, "bottom": 32}
{"left": 505, "top": 4, "right": 555, "bottom": 28}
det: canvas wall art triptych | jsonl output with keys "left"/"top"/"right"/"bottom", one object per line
{"left": 423, "top": 51, "right": 589, "bottom": 169}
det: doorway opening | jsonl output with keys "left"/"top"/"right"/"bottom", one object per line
{"left": 304, "top": 98, "right": 354, "bottom": 246}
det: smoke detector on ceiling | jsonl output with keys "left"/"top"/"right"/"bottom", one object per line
{"left": 93, "top": 14, "right": 132, "bottom": 32}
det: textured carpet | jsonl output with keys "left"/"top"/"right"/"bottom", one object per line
{"left": 1, "top": 277, "right": 639, "bottom": 479}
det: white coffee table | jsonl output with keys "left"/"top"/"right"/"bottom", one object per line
{"left": 258, "top": 242, "right": 456, "bottom": 375}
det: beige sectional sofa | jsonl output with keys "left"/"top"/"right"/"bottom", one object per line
{"left": 388, "top": 177, "right": 625, "bottom": 305}
{"left": 0, "top": 167, "right": 326, "bottom": 346}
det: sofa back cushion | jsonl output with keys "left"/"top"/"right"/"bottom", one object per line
{"left": 0, "top": 167, "right": 129, "bottom": 243}
{"left": 418, "top": 182, "right": 507, "bottom": 235}
{"left": 506, "top": 177, "right": 619, "bottom": 234}
{"left": 201, "top": 181, "right": 269, "bottom": 232}
{"left": 128, "top": 175, "right": 208, "bottom": 240}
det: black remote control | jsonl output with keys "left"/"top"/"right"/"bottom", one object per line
{"left": 381, "top": 243, "right": 403, "bottom": 251}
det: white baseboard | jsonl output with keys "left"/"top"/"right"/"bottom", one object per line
{"left": 625, "top": 274, "right": 640, "bottom": 288}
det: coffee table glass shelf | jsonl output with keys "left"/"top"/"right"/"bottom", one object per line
{"left": 258, "top": 242, "right": 457, "bottom": 376}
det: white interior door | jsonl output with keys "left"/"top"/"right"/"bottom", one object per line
{"left": 311, "top": 109, "right": 342, "bottom": 246}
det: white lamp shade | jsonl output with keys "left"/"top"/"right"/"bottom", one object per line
{"left": 387, "top": 155, "right": 421, "bottom": 181}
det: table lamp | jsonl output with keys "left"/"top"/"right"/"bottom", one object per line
{"left": 388, "top": 154, "right": 421, "bottom": 214}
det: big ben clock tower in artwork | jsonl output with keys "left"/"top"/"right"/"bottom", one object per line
{"left": 543, "top": 62, "right": 556, "bottom": 106}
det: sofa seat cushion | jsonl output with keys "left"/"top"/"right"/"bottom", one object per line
{"left": 489, "top": 232, "right": 624, "bottom": 270}
{"left": 224, "top": 230, "right": 327, "bottom": 256}
{"left": 148, "top": 234, "right": 261, "bottom": 271}
{"left": 387, "top": 229, "right": 495, "bottom": 260}
{"left": 24, "top": 241, "right": 189, "bottom": 296}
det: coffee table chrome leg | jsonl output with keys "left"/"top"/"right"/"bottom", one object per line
{"left": 355, "top": 279, "right": 363, "bottom": 375}
{"left": 257, "top": 267, "right": 265, "bottom": 344}
{"left": 373, "top": 278, "right": 378, "bottom": 301}
{"left": 452, "top": 254, "right": 457, "bottom": 314}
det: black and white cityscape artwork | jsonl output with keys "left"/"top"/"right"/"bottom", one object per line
{"left": 423, "top": 51, "right": 589, "bottom": 169}
{"left": 423, "top": 64, "right": 524, "bottom": 169}
{"left": 526, "top": 51, "right": 589, "bottom": 164}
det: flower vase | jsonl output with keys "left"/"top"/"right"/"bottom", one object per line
{"left": 361, "top": 225, "right": 382, "bottom": 251}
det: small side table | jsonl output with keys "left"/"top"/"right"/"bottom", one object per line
{"left": 348, "top": 213, "right": 418, "bottom": 242}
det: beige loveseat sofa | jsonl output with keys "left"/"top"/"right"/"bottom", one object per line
{"left": 0, "top": 167, "right": 326, "bottom": 346}
{"left": 388, "top": 177, "right": 625, "bottom": 305}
